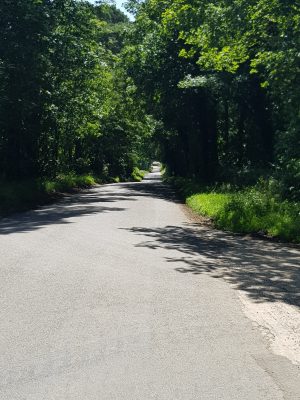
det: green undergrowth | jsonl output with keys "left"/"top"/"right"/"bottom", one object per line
{"left": 43, "top": 174, "right": 98, "bottom": 193}
{"left": 0, "top": 168, "right": 149, "bottom": 216}
{"left": 167, "top": 177, "right": 300, "bottom": 243}
{"left": 0, "top": 174, "right": 99, "bottom": 216}
{"left": 131, "top": 167, "right": 148, "bottom": 182}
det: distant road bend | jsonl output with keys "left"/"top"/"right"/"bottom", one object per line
{"left": 1, "top": 166, "right": 300, "bottom": 399}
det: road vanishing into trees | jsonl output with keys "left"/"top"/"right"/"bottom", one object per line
{"left": 1, "top": 168, "right": 300, "bottom": 399}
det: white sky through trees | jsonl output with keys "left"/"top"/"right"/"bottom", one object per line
{"left": 87, "top": 0, "right": 132, "bottom": 19}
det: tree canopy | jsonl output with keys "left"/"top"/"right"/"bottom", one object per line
{"left": 0, "top": 0, "right": 152, "bottom": 181}
{"left": 0, "top": 0, "right": 299, "bottom": 200}
{"left": 123, "top": 0, "right": 300, "bottom": 198}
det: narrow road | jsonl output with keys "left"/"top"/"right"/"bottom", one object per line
{"left": 1, "top": 169, "right": 299, "bottom": 399}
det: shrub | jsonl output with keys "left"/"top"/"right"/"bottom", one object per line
{"left": 131, "top": 167, "right": 147, "bottom": 182}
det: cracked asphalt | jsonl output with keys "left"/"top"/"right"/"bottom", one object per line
{"left": 1, "top": 168, "right": 299, "bottom": 399}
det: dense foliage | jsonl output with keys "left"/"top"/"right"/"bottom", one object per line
{"left": 124, "top": 0, "right": 300, "bottom": 200}
{"left": 0, "top": 0, "right": 299, "bottom": 239}
{"left": 0, "top": 0, "right": 152, "bottom": 182}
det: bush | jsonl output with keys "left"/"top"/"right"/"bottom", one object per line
{"left": 131, "top": 167, "right": 147, "bottom": 182}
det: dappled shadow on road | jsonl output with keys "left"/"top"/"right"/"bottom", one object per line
{"left": 122, "top": 174, "right": 181, "bottom": 203}
{"left": 0, "top": 190, "right": 127, "bottom": 235}
{"left": 0, "top": 172, "right": 174, "bottom": 235}
{"left": 126, "top": 224, "right": 300, "bottom": 307}
{"left": 71, "top": 173, "right": 175, "bottom": 204}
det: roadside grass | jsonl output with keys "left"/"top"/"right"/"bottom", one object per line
{"left": 187, "top": 193, "right": 233, "bottom": 219}
{"left": 0, "top": 174, "right": 99, "bottom": 216}
{"left": 167, "top": 177, "right": 300, "bottom": 243}
{"left": 0, "top": 168, "right": 149, "bottom": 217}
{"left": 43, "top": 173, "right": 98, "bottom": 193}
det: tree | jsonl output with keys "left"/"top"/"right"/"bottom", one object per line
{"left": 123, "top": 0, "right": 299, "bottom": 194}
{"left": 0, "top": 0, "right": 152, "bottom": 181}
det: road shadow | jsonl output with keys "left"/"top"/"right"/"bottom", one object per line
{"left": 126, "top": 224, "right": 300, "bottom": 307}
{"left": 0, "top": 189, "right": 127, "bottom": 235}
{"left": 122, "top": 173, "right": 181, "bottom": 203}
{"left": 0, "top": 173, "right": 178, "bottom": 235}
{"left": 0, "top": 172, "right": 176, "bottom": 235}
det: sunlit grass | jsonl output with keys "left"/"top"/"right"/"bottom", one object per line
{"left": 131, "top": 167, "right": 147, "bottom": 182}
{"left": 168, "top": 177, "right": 300, "bottom": 243}
{"left": 187, "top": 193, "right": 232, "bottom": 219}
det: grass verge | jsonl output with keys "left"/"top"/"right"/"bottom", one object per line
{"left": 0, "top": 174, "right": 99, "bottom": 216}
{"left": 168, "top": 177, "right": 300, "bottom": 243}
{"left": 0, "top": 168, "right": 149, "bottom": 217}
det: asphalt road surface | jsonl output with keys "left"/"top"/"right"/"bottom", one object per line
{"left": 1, "top": 168, "right": 300, "bottom": 399}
